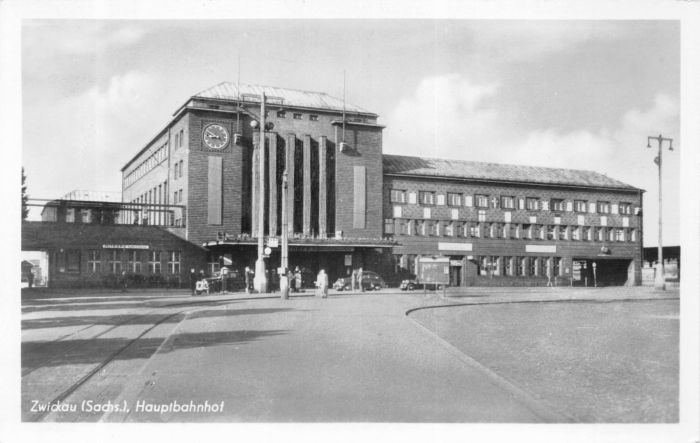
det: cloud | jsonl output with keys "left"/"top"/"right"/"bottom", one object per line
{"left": 383, "top": 74, "right": 503, "bottom": 158}
{"left": 23, "top": 70, "right": 165, "bottom": 199}
{"left": 384, "top": 74, "right": 679, "bottom": 244}
{"left": 25, "top": 21, "right": 149, "bottom": 56}
{"left": 470, "top": 21, "right": 621, "bottom": 63}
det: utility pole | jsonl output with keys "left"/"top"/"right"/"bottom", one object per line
{"left": 647, "top": 134, "right": 674, "bottom": 291}
{"left": 254, "top": 92, "right": 268, "bottom": 294}
{"left": 281, "top": 169, "right": 289, "bottom": 299}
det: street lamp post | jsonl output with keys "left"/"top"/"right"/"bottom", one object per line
{"left": 254, "top": 92, "right": 268, "bottom": 294}
{"left": 280, "top": 169, "right": 289, "bottom": 299}
{"left": 647, "top": 134, "right": 674, "bottom": 291}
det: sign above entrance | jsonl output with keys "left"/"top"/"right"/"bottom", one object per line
{"left": 290, "top": 246, "right": 354, "bottom": 252}
{"left": 103, "top": 245, "right": 149, "bottom": 249}
{"left": 268, "top": 238, "right": 279, "bottom": 248}
{"left": 438, "top": 242, "right": 472, "bottom": 251}
{"left": 526, "top": 245, "right": 556, "bottom": 253}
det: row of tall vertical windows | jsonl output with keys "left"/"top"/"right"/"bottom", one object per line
{"left": 85, "top": 250, "right": 181, "bottom": 274}
{"left": 386, "top": 219, "right": 636, "bottom": 242}
{"left": 124, "top": 144, "right": 168, "bottom": 188}
{"left": 477, "top": 256, "right": 563, "bottom": 277}
{"left": 389, "top": 189, "right": 635, "bottom": 214}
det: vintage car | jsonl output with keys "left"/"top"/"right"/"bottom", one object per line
{"left": 333, "top": 271, "right": 387, "bottom": 291}
{"left": 399, "top": 278, "right": 445, "bottom": 291}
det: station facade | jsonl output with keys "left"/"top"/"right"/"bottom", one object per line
{"left": 91, "top": 82, "right": 643, "bottom": 288}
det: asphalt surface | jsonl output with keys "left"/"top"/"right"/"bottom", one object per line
{"left": 20, "top": 286, "right": 679, "bottom": 423}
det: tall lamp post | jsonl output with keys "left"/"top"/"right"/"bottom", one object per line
{"left": 253, "top": 92, "right": 268, "bottom": 294}
{"left": 647, "top": 134, "right": 674, "bottom": 291}
{"left": 280, "top": 169, "right": 289, "bottom": 299}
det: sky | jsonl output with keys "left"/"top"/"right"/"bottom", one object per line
{"left": 20, "top": 19, "right": 681, "bottom": 246}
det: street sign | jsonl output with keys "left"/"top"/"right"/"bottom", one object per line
{"left": 264, "top": 247, "right": 272, "bottom": 255}
{"left": 268, "top": 238, "right": 279, "bottom": 248}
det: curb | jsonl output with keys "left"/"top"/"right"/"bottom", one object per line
{"left": 404, "top": 308, "right": 576, "bottom": 423}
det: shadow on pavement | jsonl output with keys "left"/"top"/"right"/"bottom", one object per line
{"left": 23, "top": 328, "right": 288, "bottom": 370}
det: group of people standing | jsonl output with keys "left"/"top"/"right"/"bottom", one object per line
{"left": 188, "top": 265, "right": 329, "bottom": 297}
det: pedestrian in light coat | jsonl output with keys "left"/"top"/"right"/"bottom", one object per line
{"left": 245, "top": 266, "right": 254, "bottom": 294}
{"left": 357, "top": 267, "right": 365, "bottom": 292}
{"left": 316, "top": 269, "right": 329, "bottom": 298}
{"left": 294, "top": 267, "right": 303, "bottom": 292}
{"left": 288, "top": 269, "right": 296, "bottom": 293}
{"left": 350, "top": 269, "right": 357, "bottom": 292}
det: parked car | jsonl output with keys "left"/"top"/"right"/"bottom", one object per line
{"left": 334, "top": 271, "right": 387, "bottom": 291}
{"left": 399, "top": 278, "right": 445, "bottom": 291}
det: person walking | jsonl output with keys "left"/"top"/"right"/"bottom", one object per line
{"left": 316, "top": 269, "right": 329, "bottom": 298}
{"left": 26, "top": 271, "right": 34, "bottom": 289}
{"left": 189, "top": 268, "right": 197, "bottom": 296}
{"left": 288, "top": 269, "right": 296, "bottom": 293}
{"left": 350, "top": 269, "right": 357, "bottom": 292}
{"left": 220, "top": 266, "right": 229, "bottom": 294}
{"left": 357, "top": 267, "right": 365, "bottom": 292}
{"left": 294, "top": 267, "right": 303, "bottom": 293}
{"left": 245, "top": 266, "right": 254, "bottom": 294}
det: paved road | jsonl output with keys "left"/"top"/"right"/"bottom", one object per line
{"left": 20, "top": 287, "right": 679, "bottom": 423}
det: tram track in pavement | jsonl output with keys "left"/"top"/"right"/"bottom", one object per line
{"left": 22, "top": 294, "right": 277, "bottom": 422}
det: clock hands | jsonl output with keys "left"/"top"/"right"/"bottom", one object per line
{"left": 205, "top": 131, "right": 220, "bottom": 140}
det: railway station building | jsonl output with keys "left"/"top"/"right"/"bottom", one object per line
{"left": 23, "top": 82, "right": 644, "bottom": 288}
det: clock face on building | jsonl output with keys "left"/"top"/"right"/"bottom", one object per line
{"left": 202, "top": 124, "right": 229, "bottom": 149}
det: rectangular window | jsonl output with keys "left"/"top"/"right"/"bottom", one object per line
{"left": 309, "top": 115, "right": 319, "bottom": 121}
{"left": 429, "top": 221, "right": 438, "bottom": 236}
{"left": 615, "top": 228, "right": 624, "bottom": 242}
{"left": 108, "top": 250, "right": 122, "bottom": 274}
{"left": 482, "top": 222, "right": 492, "bottom": 238}
{"left": 501, "top": 196, "right": 515, "bottom": 209}
{"left": 87, "top": 250, "right": 101, "bottom": 273}
{"left": 547, "top": 225, "right": 556, "bottom": 240}
{"left": 419, "top": 191, "right": 435, "bottom": 205}
{"left": 574, "top": 200, "right": 587, "bottom": 213}
{"left": 526, "top": 197, "right": 540, "bottom": 211}
{"left": 597, "top": 201, "right": 610, "bottom": 213}
{"left": 469, "top": 222, "right": 480, "bottom": 238}
{"left": 384, "top": 219, "right": 395, "bottom": 235}
{"left": 447, "top": 193, "right": 462, "bottom": 206}
{"left": 522, "top": 224, "right": 532, "bottom": 239}
{"left": 277, "top": 110, "right": 286, "bottom": 118}
{"left": 293, "top": 113, "right": 303, "bottom": 120}
{"left": 168, "top": 251, "right": 181, "bottom": 274}
{"left": 179, "top": 129, "right": 184, "bottom": 147}
{"left": 406, "top": 255, "right": 417, "bottom": 274}
{"left": 149, "top": 251, "right": 162, "bottom": 274}
{"left": 65, "top": 208, "right": 75, "bottom": 223}
{"left": 503, "top": 257, "right": 512, "bottom": 276}
{"left": 606, "top": 228, "right": 614, "bottom": 242}
{"left": 572, "top": 226, "right": 581, "bottom": 241}
{"left": 630, "top": 228, "right": 637, "bottom": 242}
{"left": 128, "top": 250, "right": 143, "bottom": 273}
{"left": 390, "top": 189, "right": 405, "bottom": 203}
{"left": 594, "top": 226, "right": 603, "bottom": 241}
{"left": 553, "top": 257, "right": 562, "bottom": 276}
{"left": 539, "top": 257, "right": 548, "bottom": 277}
{"left": 619, "top": 202, "right": 632, "bottom": 215}
{"left": 531, "top": 224, "right": 542, "bottom": 240}
{"left": 528, "top": 257, "right": 537, "bottom": 276}
{"left": 551, "top": 199, "right": 565, "bottom": 212}
{"left": 478, "top": 256, "right": 489, "bottom": 276}
{"left": 207, "top": 253, "right": 221, "bottom": 275}
{"left": 516, "top": 257, "right": 526, "bottom": 276}
{"left": 583, "top": 226, "right": 591, "bottom": 241}
{"left": 509, "top": 223, "right": 518, "bottom": 239}
{"left": 475, "top": 194, "right": 489, "bottom": 208}
{"left": 558, "top": 226, "right": 568, "bottom": 241}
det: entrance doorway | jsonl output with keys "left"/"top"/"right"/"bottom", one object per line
{"left": 574, "top": 258, "right": 632, "bottom": 287}
{"left": 449, "top": 256, "right": 463, "bottom": 287}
